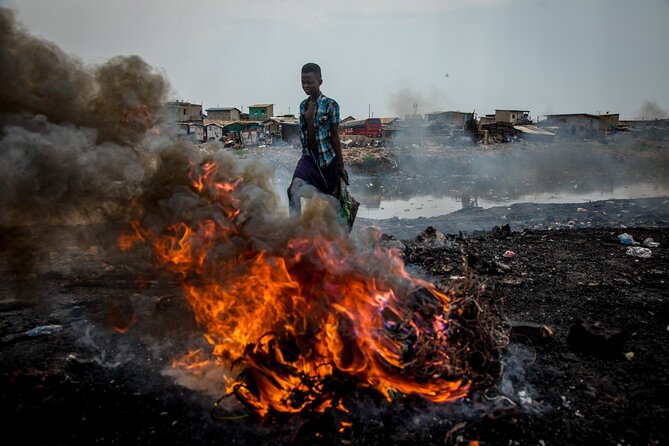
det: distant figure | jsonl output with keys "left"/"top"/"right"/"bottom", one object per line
{"left": 287, "top": 62, "right": 348, "bottom": 217}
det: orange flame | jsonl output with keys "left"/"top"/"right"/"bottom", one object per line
{"left": 121, "top": 161, "right": 469, "bottom": 417}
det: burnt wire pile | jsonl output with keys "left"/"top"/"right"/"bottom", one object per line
{"left": 123, "top": 153, "right": 509, "bottom": 424}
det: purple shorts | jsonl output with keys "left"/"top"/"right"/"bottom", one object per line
{"left": 292, "top": 154, "right": 339, "bottom": 195}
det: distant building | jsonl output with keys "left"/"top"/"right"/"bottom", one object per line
{"left": 479, "top": 114, "right": 496, "bottom": 126}
{"left": 222, "top": 121, "right": 261, "bottom": 134}
{"left": 185, "top": 123, "right": 205, "bottom": 142}
{"left": 495, "top": 109, "right": 531, "bottom": 125}
{"left": 248, "top": 104, "right": 274, "bottom": 121}
{"left": 270, "top": 115, "right": 300, "bottom": 143}
{"left": 263, "top": 118, "right": 280, "bottom": 134}
{"left": 425, "top": 111, "right": 474, "bottom": 127}
{"left": 205, "top": 123, "right": 224, "bottom": 141}
{"left": 619, "top": 118, "right": 669, "bottom": 127}
{"left": 341, "top": 115, "right": 356, "bottom": 124}
{"left": 164, "top": 101, "right": 202, "bottom": 122}
{"left": 380, "top": 117, "right": 399, "bottom": 126}
{"left": 403, "top": 113, "right": 423, "bottom": 123}
{"left": 543, "top": 113, "right": 607, "bottom": 139}
{"left": 205, "top": 107, "right": 241, "bottom": 121}
{"left": 380, "top": 117, "right": 400, "bottom": 139}
{"left": 598, "top": 113, "right": 620, "bottom": 133}
{"left": 618, "top": 118, "right": 669, "bottom": 139}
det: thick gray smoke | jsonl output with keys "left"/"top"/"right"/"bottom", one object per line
{"left": 389, "top": 86, "right": 448, "bottom": 117}
{"left": 0, "top": 9, "right": 168, "bottom": 144}
{"left": 0, "top": 8, "right": 169, "bottom": 226}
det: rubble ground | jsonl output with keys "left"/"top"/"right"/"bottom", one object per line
{"left": 399, "top": 225, "right": 668, "bottom": 445}
{"left": 0, "top": 216, "right": 667, "bottom": 445}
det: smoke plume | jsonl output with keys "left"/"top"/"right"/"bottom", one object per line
{"left": 388, "top": 86, "right": 448, "bottom": 117}
{"left": 636, "top": 100, "right": 668, "bottom": 120}
{"left": 0, "top": 8, "right": 169, "bottom": 226}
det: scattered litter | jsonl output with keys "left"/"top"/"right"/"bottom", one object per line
{"left": 617, "top": 233, "right": 635, "bottom": 245}
{"left": 626, "top": 247, "right": 652, "bottom": 258}
{"left": 25, "top": 324, "right": 63, "bottom": 337}
{"left": 509, "top": 321, "right": 554, "bottom": 344}
{"left": 501, "top": 277, "right": 523, "bottom": 286}
{"left": 643, "top": 237, "right": 660, "bottom": 248}
{"left": 624, "top": 352, "right": 635, "bottom": 361}
{"left": 577, "top": 207, "right": 587, "bottom": 212}
{"left": 517, "top": 389, "right": 534, "bottom": 406}
{"left": 503, "top": 250, "right": 516, "bottom": 258}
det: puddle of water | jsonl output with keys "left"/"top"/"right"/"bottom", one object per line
{"left": 246, "top": 145, "right": 669, "bottom": 220}
{"left": 356, "top": 182, "right": 669, "bottom": 219}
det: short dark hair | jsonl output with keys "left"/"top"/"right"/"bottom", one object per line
{"left": 301, "top": 63, "right": 322, "bottom": 80}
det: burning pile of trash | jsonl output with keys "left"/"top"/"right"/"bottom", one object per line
{"left": 119, "top": 146, "right": 507, "bottom": 420}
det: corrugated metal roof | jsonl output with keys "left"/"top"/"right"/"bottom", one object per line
{"left": 514, "top": 125, "right": 556, "bottom": 136}
{"left": 203, "top": 119, "right": 232, "bottom": 126}
{"left": 425, "top": 111, "right": 469, "bottom": 115}
{"left": 223, "top": 120, "right": 263, "bottom": 127}
{"left": 206, "top": 107, "right": 240, "bottom": 112}
{"left": 544, "top": 113, "right": 600, "bottom": 119}
{"left": 249, "top": 104, "right": 273, "bottom": 108}
{"left": 272, "top": 116, "right": 299, "bottom": 124}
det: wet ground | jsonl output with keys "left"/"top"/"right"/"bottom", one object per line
{"left": 240, "top": 140, "right": 669, "bottom": 222}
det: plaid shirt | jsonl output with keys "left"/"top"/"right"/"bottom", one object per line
{"left": 299, "top": 93, "right": 340, "bottom": 168}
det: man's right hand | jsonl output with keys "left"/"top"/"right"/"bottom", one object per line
{"left": 339, "top": 166, "right": 349, "bottom": 185}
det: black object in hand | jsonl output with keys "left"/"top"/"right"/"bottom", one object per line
{"left": 340, "top": 168, "right": 349, "bottom": 185}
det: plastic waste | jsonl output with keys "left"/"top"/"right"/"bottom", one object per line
{"left": 503, "top": 250, "right": 516, "bottom": 258}
{"left": 617, "top": 233, "right": 635, "bottom": 245}
{"left": 625, "top": 247, "right": 652, "bottom": 258}
{"left": 643, "top": 237, "right": 660, "bottom": 248}
{"left": 25, "top": 324, "right": 63, "bottom": 337}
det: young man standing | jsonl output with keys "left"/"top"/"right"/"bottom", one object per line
{"left": 288, "top": 63, "right": 348, "bottom": 217}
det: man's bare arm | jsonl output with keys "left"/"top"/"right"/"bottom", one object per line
{"left": 331, "top": 123, "right": 343, "bottom": 166}
{"left": 330, "top": 123, "right": 348, "bottom": 184}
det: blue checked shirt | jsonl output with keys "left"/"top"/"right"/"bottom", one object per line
{"left": 299, "top": 93, "right": 340, "bottom": 168}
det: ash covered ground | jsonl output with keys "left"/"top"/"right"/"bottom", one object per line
{"left": 1, "top": 197, "right": 668, "bottom": 445}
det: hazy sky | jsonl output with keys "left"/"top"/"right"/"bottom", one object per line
{"left": 3, "top": 0, "right": 669, "bottom": 120}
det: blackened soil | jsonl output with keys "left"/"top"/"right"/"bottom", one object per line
{"left": 0, "top": 221, "right": 667, "bottom": 445}
{"left": 400, "top": 226, "right": 668, "bottom": 446}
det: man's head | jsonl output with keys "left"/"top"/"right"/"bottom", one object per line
{"left": 301, "top": 63, "right": 322, "bottom": 97}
